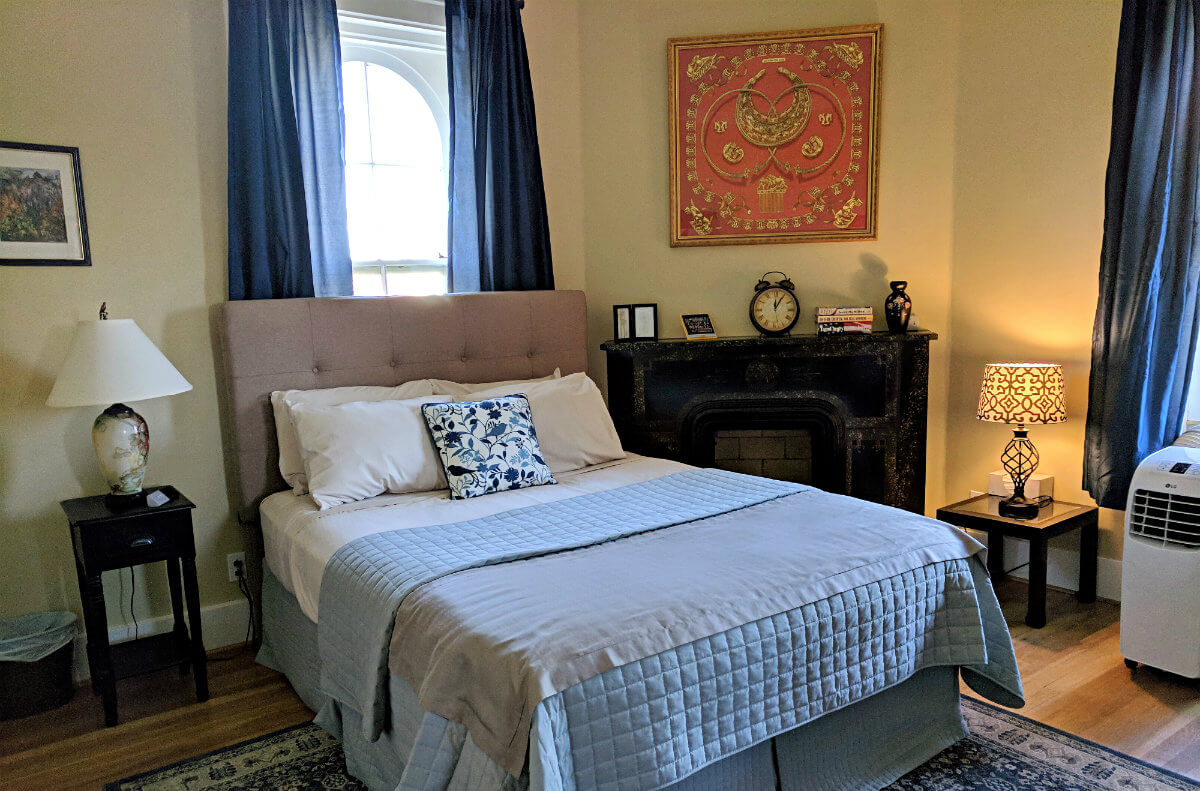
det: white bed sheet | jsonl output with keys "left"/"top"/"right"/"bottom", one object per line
{"left": 260, "top": 454, "right": 692, "bottom": 622}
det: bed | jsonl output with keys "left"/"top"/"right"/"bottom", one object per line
{"left": 216, "top": 291, "right": 1023, "bottom": 791}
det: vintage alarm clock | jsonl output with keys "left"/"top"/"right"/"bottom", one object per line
{"left": 749, "top": 271, "right": 800, "bottom": 336}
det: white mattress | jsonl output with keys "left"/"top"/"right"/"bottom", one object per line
{"left": 260, "top": 454, "right": 692, "bottom": 622}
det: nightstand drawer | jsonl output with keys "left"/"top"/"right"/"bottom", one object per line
{"left": 76, "top": 511, "right": 195, "bottom": 571}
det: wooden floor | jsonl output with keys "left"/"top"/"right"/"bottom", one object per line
{"left": 0, "top": 647, "right": 311, "bottom": 791}
{"left": 990, "top": 579, "right": 1200, "bottom": 779}
{"left": 1, "top": 582, "right": 1198, "bottom": 790}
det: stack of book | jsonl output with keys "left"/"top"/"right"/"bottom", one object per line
{"left": 815, "top": 306, "right": 873, "bottom": 335}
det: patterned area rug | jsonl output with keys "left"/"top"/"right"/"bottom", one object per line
{"left": 105, "top": 697, "right": 1198, "bottom": 791}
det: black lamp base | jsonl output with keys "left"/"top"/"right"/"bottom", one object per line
{"left": 999, "top": 494, "right": 1040, "bottom": 519}
{"left": 105, "top": 491, "right": 147, "bottom": 511}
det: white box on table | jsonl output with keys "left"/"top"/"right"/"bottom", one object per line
{"left": 987, "top": 471, "right": 1054, "bottom": 499}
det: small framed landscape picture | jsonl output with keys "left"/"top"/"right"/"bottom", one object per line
{"left": 681, "top": 313, "right": 717, "bottom": 340}
{"left": 613, "top": 304, "right": 633, "bottom": 342}
{"left": 0, "top": 141, "right": 91, "bottom": 266}
{"left": 632, "top": 303, "right": 659, "bottom": 341}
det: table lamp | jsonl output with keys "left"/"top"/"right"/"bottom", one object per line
{"left": 47, "top": 304, "right": 192, "bottom": 508}
{"left": 977, "top": 362, "right": 1066, "bottom": 519}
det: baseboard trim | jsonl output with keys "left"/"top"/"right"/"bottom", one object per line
{"left": 71, "top": 597, "right": 252, "bottom": 683}
{"left": 962, "top": 527, "right": 1122, "bottom": 601}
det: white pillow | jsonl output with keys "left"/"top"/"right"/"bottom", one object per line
{"left": 291, "top": 396, "right": 445, "bottom": 509}
{"left": 458, "top": 372, "right": 625, "bottom": 473}
{"left": 429, "top": 368, "right": 561, "bottom": 397}
{"left": 271, "top": 380, "right": 435, "bottom": 494}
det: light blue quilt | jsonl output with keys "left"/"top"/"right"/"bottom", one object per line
{"left": 318, "top": 469, "right": 1023, "bottom": 791}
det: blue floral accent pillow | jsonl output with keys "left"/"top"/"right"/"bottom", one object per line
{"left": 421, "top": 394, "right": 556, "bottom": 500}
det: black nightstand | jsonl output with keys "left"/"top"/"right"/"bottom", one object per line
{"left": 936, "top": 494, "right": 1099, "bottom": 629}
{"left": 61, "top": 486, "right": 208, "bottom": 726}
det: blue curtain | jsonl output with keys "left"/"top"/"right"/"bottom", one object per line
{"left": 227, "top": 0, "right": 352, "bottom": 300}
{"left": 1085, "top": 0, "right": 1200, "bottom": 508}
{"left": 445, "top": 0, "right": 554, "bottom": 292}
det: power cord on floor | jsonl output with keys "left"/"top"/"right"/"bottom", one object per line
{"left": 208, "top": 559, "right": 256, "bottom": 663}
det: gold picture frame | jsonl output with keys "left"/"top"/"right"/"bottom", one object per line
{"left": 668, "top": 24, "right": 882, "bottom": 247}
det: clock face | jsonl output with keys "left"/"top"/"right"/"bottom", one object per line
{"left": 750, "top": 286, "right": 799, "bottom": 335}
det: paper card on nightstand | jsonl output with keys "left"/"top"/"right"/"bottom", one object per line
{"left": 988, "top": 471, "right": 1054, "bottom": 498}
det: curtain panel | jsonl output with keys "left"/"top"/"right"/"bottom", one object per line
{"left": 1085, "top": 0, "right": 1200, "bottom": 508}
{"left": 445, "top": 0, "right": 554, "bottom": 292}
{"left": 227, "top": 0, "right": 352, "bottom": 300}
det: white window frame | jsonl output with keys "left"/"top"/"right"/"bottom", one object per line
{"left": 1184, "top": 345, "right": 1200, "bottom": 429}
{"left": 338, "top": 9, "right": 450, "bottom": 292}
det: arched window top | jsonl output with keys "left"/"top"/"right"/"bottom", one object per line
{"left": 343, "top": 60, "right": 443, "bottom": 170}
{"left": 339, "top": 6, "right": 450, "bottom": 296}
{"left": 341, "top": 56, "right": 448, "bottom": 294}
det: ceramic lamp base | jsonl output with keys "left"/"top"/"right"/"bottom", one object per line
{"left": 92, "top": 403, "right": 150, "bottom": 498}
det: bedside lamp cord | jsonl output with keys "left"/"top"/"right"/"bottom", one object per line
{"left": 210, "top": 560, "right": 256, "bottom": 663}
{"left": 126, "top": 567, "right": 139, "bottom": 642}
{"left": 119, "top": 565, "right": 254, "bottom": 663}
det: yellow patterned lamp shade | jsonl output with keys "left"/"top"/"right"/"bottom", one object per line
{"left": 977, "top": 363, "right": 1066, "bottom": 425}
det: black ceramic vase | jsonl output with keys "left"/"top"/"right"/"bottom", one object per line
{"left": 884, "top": 281, "right": 912, "bottom": 333}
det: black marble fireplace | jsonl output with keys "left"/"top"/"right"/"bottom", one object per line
{"left": 601, "top": 330, "right": 937, "bottom": 513}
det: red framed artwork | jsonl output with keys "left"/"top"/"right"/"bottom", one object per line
{"left": 668, "top": 25, "right": 882, "bottom": 246}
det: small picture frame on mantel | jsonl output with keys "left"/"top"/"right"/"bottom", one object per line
{"left": 632, "top": 303, "right": 659, "bottom": 341}
{"left": 613, "top": 304, "right": 633, "bottom": 342}
{"left": 681, "top": 313, "right": 717, "bottom": 340}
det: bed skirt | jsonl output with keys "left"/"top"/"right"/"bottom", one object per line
{"left": 258, "top": 567, "right": 969, "bottom": 791}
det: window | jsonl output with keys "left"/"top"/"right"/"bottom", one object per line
{"left": 339, "top": 10, "right": 449, "bottom": 296}
{"left": 1185, "top": 346, "right": 1200, "bottom": 428}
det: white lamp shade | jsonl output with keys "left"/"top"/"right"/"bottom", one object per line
{"left": 46, "top": 319, "right": 193, "bottom": 408}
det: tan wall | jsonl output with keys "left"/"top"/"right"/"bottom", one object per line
{"left": 574, "top": 0, "right": 967, "bottom": 512}
{"left": 569, "top": 0, "right": 1124, "bottom": 556}
{"left": 0, "top": 0, "right": 598, "bottom": 630}
{"left": 0, "top": 0, "right": 1128, "bottom": 638}
{"left": 946, "top": 1, "right": 1123, "bottom": 556}
{"left": 0, "top": 0, "right": 233, "bottom": 626}
{"left": 524, "top": 0, "right": 587, "bottom": 292}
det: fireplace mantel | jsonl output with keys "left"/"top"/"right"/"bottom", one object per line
{"left": 601, "top": 330, "right": 937, "bottom": 513}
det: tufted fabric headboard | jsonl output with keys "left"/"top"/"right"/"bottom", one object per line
{"left": 215, "top": 291, "right": 587, "bottom": 518}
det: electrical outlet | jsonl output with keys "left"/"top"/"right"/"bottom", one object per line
{"left": 227, "top": 552, "right": 245, "bottom": 582}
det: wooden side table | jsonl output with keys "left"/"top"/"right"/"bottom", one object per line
{"left": 936, "top": 494, "right": 1099, "bottom": 628}
{"left": 62, "top": 486, "right": 208, "bottom": 726}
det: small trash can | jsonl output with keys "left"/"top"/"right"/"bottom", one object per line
{"left": 0, "top": 612, "right": 78, "bottom": 720}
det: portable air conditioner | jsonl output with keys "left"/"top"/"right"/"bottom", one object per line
{"left": 1121, "top": 445, "right": 1200, "bottom": 677}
